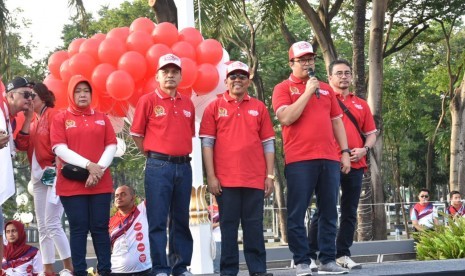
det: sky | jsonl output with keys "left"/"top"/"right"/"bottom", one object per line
{"left": 6, "top": 0, "right": 129, "bottom": 62}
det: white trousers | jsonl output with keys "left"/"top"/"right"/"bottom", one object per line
{"left": 33, "top": 180, "right": 71, "bottom": 264}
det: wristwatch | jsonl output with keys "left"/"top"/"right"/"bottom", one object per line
{"left": 364, "top": 146, "right": 371, "bottom": 154}
{"left": 267, "top": 174, "right": 275, "bottom": 180}
{"left": 341, "top": 149, "right": 351, "bottom": 154}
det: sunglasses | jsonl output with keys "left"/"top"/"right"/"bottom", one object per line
{"left": 16, "top": 91, "right": 36, "bottom": 100}
{"left": 228, "top": 74, "right": 248, "bottom": 81}
{"left": 420, "top": 195, "right": 429, "bottom": 198}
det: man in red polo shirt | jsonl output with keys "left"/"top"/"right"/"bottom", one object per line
{"left": 200, "top": 61, "right": 275, "bottom": 276}
{"left": 308, "top": 59, "right": 377, "bottom": 270}
{"left": 272, "top": 41, "right": 350, "bottom": 275}
{"left": 130, "top": 54, "right": 195, "bottom": 276}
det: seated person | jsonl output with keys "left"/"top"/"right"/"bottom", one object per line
{"left": 411, "top": 188, "right": 439, "bottom": 232}
{"left": 2, "top": 221, "right": 43, "bottom": 275}
{"left": 109, "top": 185, "right": 151, "bottom": 275}
{"left": 446, "top": 191, "right": 465, "bottom": 224}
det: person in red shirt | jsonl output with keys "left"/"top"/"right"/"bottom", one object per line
{"left": 200, "top": 61, "right": 275, "bottom": 276}
{"left": 130, "top": 54, "right": 195, "bottom": 276}
{"left": 272, "top": 41, "right": 350, "bottom": 275}
{"left": 50, "top": 75, "right": 117, "bottom": 276}
{"left": 15, "top": 83, "right": 73, "bottom": 276}
{"left": 307, "top": 59, "right": 377, "bottom": 270}
{"left": 447, "top": 191, "right": 465, "bottom": 218}
{"left": 1, "top": 76, "right": 35, "bottom": 267}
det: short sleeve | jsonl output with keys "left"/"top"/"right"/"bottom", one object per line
{"left": 130, "top": 95, "right": 150, "bottom": 137}
{"left": 50, "top": 111, "right": 67, "bottom": 149}
{"left": 199, "top": 100, "right": 218, "bottom": 138}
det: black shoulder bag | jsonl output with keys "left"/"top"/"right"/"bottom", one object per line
{"left": 337, "top": 98, "right": 366, "bottom": 144}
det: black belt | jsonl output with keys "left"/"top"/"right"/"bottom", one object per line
{"left": 110, "top": 268, "right": 151, "bottom": 276}
{"left": 147, "top": 151, "right": 191, "bottom": 163}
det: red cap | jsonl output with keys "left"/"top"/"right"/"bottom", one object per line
{"left": 288, "top": 41, "right": 315, "bottom": 60}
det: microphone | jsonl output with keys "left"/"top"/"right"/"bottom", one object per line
{"left": 308, "top": 68, "right": 320, "bottom": 99}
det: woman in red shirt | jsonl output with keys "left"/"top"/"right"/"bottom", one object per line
{"left": 15, "top": 83, "right": 73, "bottom": 276}
{"left": 50, "top": 75, "right": 117, "bottom": 276}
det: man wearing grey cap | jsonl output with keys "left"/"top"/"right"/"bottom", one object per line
{"left": 0, "top": 76, "right": 36, "bottom": 263}
{"left": 130, "top": 54, "right": 195, "bottom": 276}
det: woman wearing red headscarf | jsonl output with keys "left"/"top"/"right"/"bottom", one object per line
{"left": 50, "top": 75, "right": 117, "bottom": 276}
{"left": 2, "top": 220, "right": 43, "bottom": 275}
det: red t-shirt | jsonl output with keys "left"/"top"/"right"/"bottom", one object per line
{"left": 200, "top": 92, "right": 275, "bottom": 189}
{"left": 272, "top": 74, "right": 342, "bottom": 164}
{"left": 130, "top": 89, "right": 195, "bottom": 156}
{"left": 50, "top": 110, "right": 117, "bottom": 196}
{"left": 16, "top": 108, "right": 59, "bottom": 168}
{"left": 336, "top": 93, "right": 377, "bottom": 169}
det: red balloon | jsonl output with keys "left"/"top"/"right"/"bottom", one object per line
{"left": 98, "top": 94, "right": 115, "bottom": 113}
{"left": 128, "top": 85, "right": 144, "bottom": 107}
{"left": 106, "top": 70, "right": 135, "bottom": 101}
{"left": 178, "top": 58, "right": 197, "bottom": 89}
{"left": 68, "top": 52, "right": 97, "bottom": 80}
{"left": 59, "top": 60, "right": 72, "bottom": 83}
{"left": 127, "top": 31, "right": 153, "bottom": 55}
{"left": 196, "top": 39, "right": 223, "bottom": 65}
{"left": 43, "top": 76, "right": 67, "bottom": 109}
{"left": 110, "top": 100, "right": 130, "bottom": 117}
{"left": 107, "top": 27, "right": 130, "bottom": 43}
{"left": 92, "top": 63, "right": 116, "bottom": 91}
{"left": 152, "top": 22, "right": 178, "bottom": 47}
{"left": 91, "top": 90, "right": 100, "bottom": 109}
{"left": 48, "top": 51, "right": 69, "bottom": 79}
{"left": 68, "top": 38, "right": 86, "bottom": 57}
{"left": 145, "top": 44, "right": 172, "bottom": 78}
{"left": 130, "top": 17, "right": 155, "bottom": 34}
{"left": 171, "top": 41, "right": 196, "bottom": 61}
{"left": 91, "top": 33, "right": 106, "bottom": 42}
{"left": 0, "top": 79, "right": 5, "bottom": 94}
{"left": 98, "top": 37, "right": 127, "bottom": 66}
{"left": 79, "top": 39, "right": 101, "bottom": 62}
{"left": 178, "top": 27, "right": 203, "bottom": 48}
{"left": 118, "top": 51, "right": 147, "bottom": 82}
{"left": 143, "top": 77, "right": 158, "bottom": 93}
{"left": 192, "top": 63, "right": 219, "bottom": 94}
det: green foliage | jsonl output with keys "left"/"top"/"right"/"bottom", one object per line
{"left": 416, "top": 217, "right": 465, "bottom": 260}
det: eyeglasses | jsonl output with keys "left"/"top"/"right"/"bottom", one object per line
{"left": 420, "top": 195, "right": 429, "bottom": 198}
{"left": 293, "top": 57, "right": 316, "bottom": 65}
{"left": 334, "top": 71, "right": 352, "bottom": 78}
{"left": 228, "top": 74, "right": 248, "bottom": 81}
{"left": 16, "top": 91, "right": 36, "bottom": 100}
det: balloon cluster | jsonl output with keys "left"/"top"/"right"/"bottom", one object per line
{"left": 45, "top": 17, "right": 226, "bottom": 118}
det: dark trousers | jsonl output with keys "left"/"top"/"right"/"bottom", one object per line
{"left": 286, "top": 160, "right": 340, "bottom": 265}
{"left": 61, "top": 193, "right": 112, "bottom": 276}
{"left": 144, "top": 158, "right": 193, "bottom": 276}
{"left": 308, "top": 168, "right": 364, "bottom": 259}
{"left": 217, "top": 187, "right": 266, "bottom": 276}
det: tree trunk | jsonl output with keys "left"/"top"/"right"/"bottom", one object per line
{"left": 450, "top": 78, "right": 465, "bottom": 194}
{"left": 357, "top": 161, "right": 373, "bottom": 241}
{"left": 367, "top": 0, "right": 388, "bottom": 240}
{"left": 152, "top": 0, "right": 178, "bottom": 26}
{"left": 274, "top": 152, "right": 288, "bottom": 243}
{"left": 352, "top": 0, "right": 367, "bottom": 99}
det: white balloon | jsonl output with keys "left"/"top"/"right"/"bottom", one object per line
{"left": 15, "top": 194, "right": 28, "bottom": 206}
{"left": 27, "top": 181, "right": 34, "bottom": 196}
{"left": 20, "top": 212, "right": 34, "bottom": 224}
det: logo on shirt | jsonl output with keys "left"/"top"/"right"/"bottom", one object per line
{"left": 355, "top": 104, "right": 363, "bottom": 109}
{"left": 248, "top": 110, "right": 259, "bottom": 116}
{"left": 218, "top": 107, "right": 228, "bottom": 117}
{"left": 154, "top": 106, "right": 166, "bottom": 117}
{"left": 65, "top": 120, "right": 76, "bottom": 129}
{"left": 183, "top": 110, "right": 192, "bottom": 118}
{"left": 95, "top": 120, "right": 105, "bottom": 126}
{"left": 139, "top": 254, "right": 146, "bottom": 263}
{"left": 134, "top": 222, "right": 142, "bottom": 231}
{"left": 26, "top": 265, "right": 33, "bottom": 273}
{"left": 320, "top": 89, "right": 329, "bottom": 96}
{"left": 136, "top": 232, "right": 143, "bottom": 241}
{"left": 137, "top": 243, "right": 145, "bottom": 252}
{"left": 290, "top": 86, "right": 301, "bottom": 95}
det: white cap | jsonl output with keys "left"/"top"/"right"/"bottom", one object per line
{"left": 226, "top": 61, "right": 250, "bottom": 76}
{"left": 288, "top": 41, "right": 315, "bottom": 60}
{"left": 158, "top": 54, "right": 181, "bottom": 70}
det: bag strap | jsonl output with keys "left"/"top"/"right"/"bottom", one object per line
{"left": 337, "top": 98, "right": 366, "bottom": 143}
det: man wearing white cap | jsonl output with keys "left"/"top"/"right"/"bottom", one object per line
{"left": 200, "top": 61, "right": 275, "bottom": 276}
{"left": 272, "top": 42, "right": 350, "bottom": 275}
{"left": 130, "top": 54, "right": 195, "bottom": 276}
